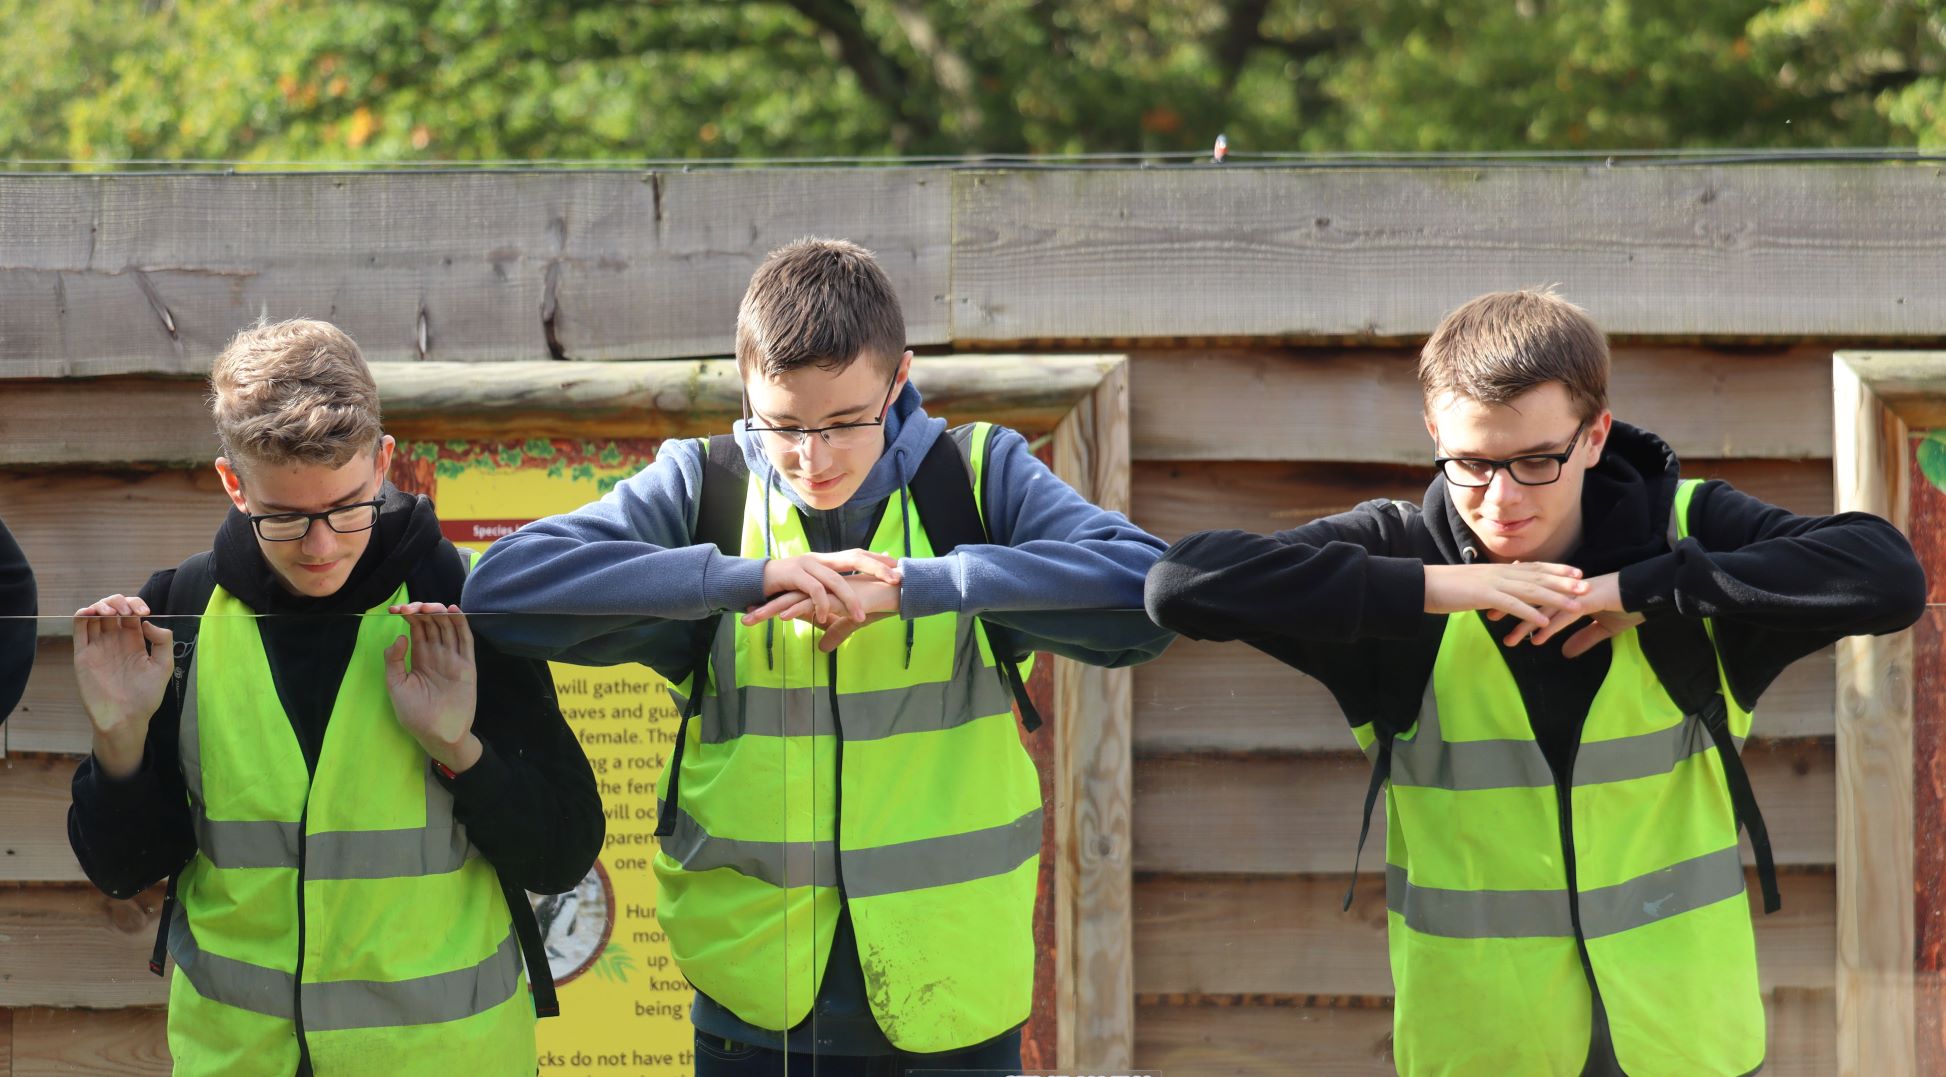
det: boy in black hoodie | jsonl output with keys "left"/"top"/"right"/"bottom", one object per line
{"left": 67, "top": 318, "right": 603, "bottom": 1075}
{"left": 1145, "top": 290, "right": 1925, "bottom": 1077}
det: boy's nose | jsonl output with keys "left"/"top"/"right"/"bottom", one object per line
{"left": 1483, "top": 467, "right": 1525, "bottom": 505}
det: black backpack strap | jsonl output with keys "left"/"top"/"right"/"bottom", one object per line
{"left": 913, "top": 427, "right": 1042, "bottom": 733}
{"left": 1343, "top": 499, "right": 1421, "bottom": 912}
{"left": 150, "top": 551, "right": 217, "bottom": 977}
{"left": 655, "top": 436, "right": 747, "bottom": 840}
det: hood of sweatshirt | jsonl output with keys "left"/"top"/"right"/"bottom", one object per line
{"left": 1421, "top": 419, "right": 1682, "bottom": 574}
{"left": 730, "top": 380, "right": 947, "bottom": 552}
{"left": 210, "top": 483, "right": 444, "bottom": 614}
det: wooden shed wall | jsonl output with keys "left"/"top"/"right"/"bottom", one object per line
{"left": 3, "top": 165, "right": 1940, "bottom": 1073}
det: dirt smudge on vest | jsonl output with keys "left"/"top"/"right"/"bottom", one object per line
{"left": 859, "top": 933, "right": 949, "bottom": 1043}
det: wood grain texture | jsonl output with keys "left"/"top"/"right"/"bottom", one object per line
{"left": 951, "top": 166, "right": 1946, "bottom": 342}
{"left": 1126, "top": 346, "right": 1835, "bottom": 463}
{"left": 0, "top": 355, "right": 1115, "bottom": 467}
{"left": 1833, "top": 352, "right": 1946, "bottom": 430}
{"left": 0, "top": 171, "right": 948, "bottom": 376}
{"left": 0, "top": 468, "right": 229, "bottom": 632}
{"left": 1133, "top": 989, "right": 1834, "bottom": 1077}
{"left": 9, "top": 1007, "right": 168, "bottom": 1077}
{"left": 1131, "top": 870, "right": 1834, "bottom": 998}
{"left": 1132, "top": 637, "right": 1837, "bottom": 755}
{"left": 0, "top": 757, "right": 86, "bottom": 883}
{"left": 1830, "top": 353, "right": 1916, "bottom": 1077}
{"left": 0, "top": 884, "right": 168, "bottom": 1007}
{"left": 1131, "top": 739, "right": 1837, "bottom": 876}
{"left": 1049, "top": 360, "right": 1134, "bottom": 1068}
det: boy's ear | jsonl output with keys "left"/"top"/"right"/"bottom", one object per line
{"left": 214, "top": 457, "right": 249, "bottom": 513}
{"left": 375, "top": 434, "right": 396, "bottom": 478}
{"left": 1584, "top": 410, "right": 1615, "bottom": 462}
{"left": 894, "top": 350, "right": 914, "bottom": 397}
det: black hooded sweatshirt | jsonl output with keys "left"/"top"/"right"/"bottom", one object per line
{"left": 1144, "top": 421, "right": 1926, "bottom": 1072}
{"left": 68, "top": 485, "right": 605, "bottom": 901}
{"left": 0, "top": 516, "right": 35, "bottom": 724}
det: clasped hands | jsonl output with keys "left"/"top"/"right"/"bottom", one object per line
{"left": 1422, "top": 562, "right": 1643, "bottom": 657}
{"left": 744, "top": 551, "right": 904, "bottom": 652}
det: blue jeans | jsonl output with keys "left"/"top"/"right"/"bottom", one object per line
{"left": 692, "top": 1028, "right": 1024, "bottom": 1077}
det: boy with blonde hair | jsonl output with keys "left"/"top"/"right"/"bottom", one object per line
{"left": 1147, "top": 290, "right": 1924, "bottom": 1076}
{"left": 68, "top": 318, "right": 602, "bottom": 1075}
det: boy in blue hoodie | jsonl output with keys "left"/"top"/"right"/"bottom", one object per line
{"left": 464, "top": 238, "right": 1172, "bottom": 1074}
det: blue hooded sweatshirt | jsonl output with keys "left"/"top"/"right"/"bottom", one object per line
{"left": 462, "top": 380, "right": 1173, "bottom": 1052}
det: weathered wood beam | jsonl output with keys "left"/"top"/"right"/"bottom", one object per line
{"left": 0, "top": 356, "right": 1118, "bottom": 467}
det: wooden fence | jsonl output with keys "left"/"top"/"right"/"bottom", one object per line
{"left": 4, "top": 165, "right": 1943, "bottom": 1074}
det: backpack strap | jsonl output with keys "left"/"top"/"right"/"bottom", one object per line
{"left": 1649, "top": 477, "right": 1781, "bottom": 914}
{"left": 148, "top": 551, "right": 217, "bottom": 977}
{"left": 654, "top": 436, "right": 746, "bottom": 840}
{"left": 917, "top": 427, "right": 1042, "bottom": 733}
{"left": 1344, "top": 499, "right": 1422, "bottom": 911}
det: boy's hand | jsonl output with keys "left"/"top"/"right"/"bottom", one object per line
{"left": 814, "top": 581, "right": 902, "bottom": 652}
{"left": 384, "top": 603, "right": 483, "bottom": 774}
{"left": 1491, "top": 571, "right": 1645, "bottom": 654}
{"left": 73, "top": 594, "right": 174, "bottom": 780}
{"left": 756, "top": 551, "right": 902, "bottom": 626}
{"left": 1425, "top": 562, "right": 1588, "bottom": 645}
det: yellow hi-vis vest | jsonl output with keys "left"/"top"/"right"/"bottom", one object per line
{"left": 653, "top": 423, "right": 1044, "bottom": 1052}
{"left": 1355, "top": 479, "right": 1765, "bottom": 1076}
{"left": 167, "top": 582, "right": 536, "bottom": 1075}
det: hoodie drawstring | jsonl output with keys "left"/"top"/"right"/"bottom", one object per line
{"left": 895, "top": 448, "right": 915, "bottom": 669}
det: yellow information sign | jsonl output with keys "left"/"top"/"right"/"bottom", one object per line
{"left": 405, "top": 437, "right": 695, "bottom": 1075}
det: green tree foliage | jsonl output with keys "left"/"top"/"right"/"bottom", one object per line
{"left": 4, "top": 0, "right": 1941, "bottom": 165}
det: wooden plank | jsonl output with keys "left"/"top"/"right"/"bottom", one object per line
{"left": 1049, "top": 359, "right": 1135, "bottom": 1068}
{"left": 952, "top": 166, "right": 1946, "bottom": 342}
{"left": 0, "top": 885, "right": 168, "bottom": 1008}
{"left": 0, "top": 469, "right": 228, "bottom": 632}
{"left": 5, "top": 641, "right": 89, "bottom": 757}
{"left": 1132, "top": 988, "right": 1833, "bottom": 1076}
{"left": 1, "top": 1006, "right": 11, "bottom": 1077}
{"left": 1134, "top": 1001, "right": 1396, "bottom": 1075}
{"left": 1133, "top": 638, "right": 1837, "bottom": 755}
{"left": 1835, "top": 351, "right": 1946, "bottom": 429}
{"left": 1132, "top": 869, "right": 1833, "bottom": 998}
{"left": 10, "top": 1008, "right": 167, "bottom": 1077}
{"left": 0, "top": 172, "right": 948, "bottom": 376}
{"left": 0, "top": 757, "right": 85, "bottom": 882}
{"left": 1131, "top": 739, "right": 1837, "bottom": 876}
{"left": 0, "top": 355, "right": 1114, "bottom": 468}
{"left": 1131, "top": 457, "right": 1834, "bottom": 543}
{"left": 1127, "top": 346, "right": 1834, "bottom": 463}
{"left": 1831, "top": 352, "right": 1916, "bottom": 1077}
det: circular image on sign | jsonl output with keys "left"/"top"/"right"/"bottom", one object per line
{"left": 528, "top": 858, "right": 615, "bottom": 987}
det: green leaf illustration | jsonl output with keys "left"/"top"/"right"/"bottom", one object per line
{"left": 1920, "top": 433, "right": 1946, "bottom": 496}
{"left": 525, "top": 439, "right": 557, "bottom": 459}
{"left": 599, "top": 443, "right": 624, "bottom": 467}
{"left": 591, "top": 942, "right": 637, "bottom": 983}
{"left": 571, "top": 464, "right": 596, "bottom": 482}
{"left": 412, "top": 442, "right": 438, "bottom": 461}
{"left": 498, "top": 447, "right": 524, "bottom": 468}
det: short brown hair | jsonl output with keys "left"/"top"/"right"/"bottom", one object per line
{"left": 1418, "top": 289, "right": 1610, "bottom": 420}
{"left": 735, "top": 238, "right": 905, "bottom": 379}
{"left": 210, "top": 318, "right": 383, "bottom": 474}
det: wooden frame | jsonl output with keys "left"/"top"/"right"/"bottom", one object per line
{"left": 0, "top": 353, "right": 1138, "bottom": 1068}
{"left": 1832, "top": 351, "right": 1946, "bottom": 1077}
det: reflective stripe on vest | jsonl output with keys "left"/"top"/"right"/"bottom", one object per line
{"left": 1381, "top": 479, "right": 1765, "bottom": 1076}
{"left": 168, "top": 583, "right": 534, "bottom": 1075}
{"left": 653, "top": 422, "right": 1043, "bottom": 1052}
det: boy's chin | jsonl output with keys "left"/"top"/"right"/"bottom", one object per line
{"left": 791, "top": 478, "right": 855, "bottom": 509}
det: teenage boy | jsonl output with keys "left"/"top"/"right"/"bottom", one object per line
{"left": 1145, "top": 290, "right": 1925, "bottom": 1077}
{"left": 464, "top": 238, "right": 1173, "bottom": 1073}
{"left": 67, "top": 319, "right": 604, "bottom": 1076}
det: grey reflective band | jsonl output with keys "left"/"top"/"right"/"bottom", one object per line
{"left": 1387, "top": 845, "right": 1746, "bottom": 940}
{"left": 169, "top": 904, "right": 523, "bottom": 1030}
{"left": 657, "top": 804, "right": 838, "bottom": 889}
{"left": 671, "top": 615, "right": 1015, "bottom": 745}
{"left": 1391, "top": 688, "right": 1729, "bottom": 792}
{"left": 657, "top": 804, "right": 1044, "bottom": 898}
{"left": 842, "top": 808, "right": 1043, "bottom": 900}
{"left": 181, "top": 650, "right": 478, "bottom": 879}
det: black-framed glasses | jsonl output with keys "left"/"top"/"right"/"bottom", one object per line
{"left": 248, "top": 499, "right": 385, "bottom": 542}
{"left": 742, "top": 371, "right": 901, "bottom": 451}
{"left": 1435, "top": 423, "right": 1586, "bottom": 488}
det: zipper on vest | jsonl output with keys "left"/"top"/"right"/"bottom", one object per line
{"left": 292, "top": 801, "right": 315, "bottom": 1077}
{"left": 1551, "top": 697, "right": 1623, "bottom": 1075}
{"left": 825, "top": 650, "right": 848, "bottom": 895}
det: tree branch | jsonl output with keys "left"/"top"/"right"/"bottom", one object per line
{"left": 783, "top": 0, "right": 939, "bottom": 148}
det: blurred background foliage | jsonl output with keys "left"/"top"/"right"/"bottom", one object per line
{"left": 2, "top": 0, "right": 1940, "bottom": 165}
